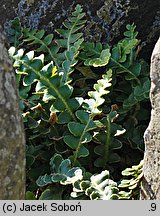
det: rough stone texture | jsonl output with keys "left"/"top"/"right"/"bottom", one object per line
{"left": 141, "top": 37, "right": 160, "bottom": 200}
{"left": 0, "top": 27, "right": 25, "bottom": 199}
{"left": 0, "top": 0, "right": 160, "bottom": 61}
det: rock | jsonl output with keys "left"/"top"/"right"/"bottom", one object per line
{"left": 141, "top": 37, "right": 160, "bottom": 199}
{"left": 0, "top": 0, "right": 160, "bottom": 61}
{"left": 0, "top": 26, "right": 25, "bottom": 199}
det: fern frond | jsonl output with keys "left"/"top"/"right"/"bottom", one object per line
{"left": 55, "top": 4, "right": 86, "bottom": 84}
{"left": 118, "top": 160, "right": 143, "bottom": 199}
{"left": 23, "top": 28, "right": 60, "bottom": 67}
{"left": 64, "top": 110, "right": 97, "bottom": 165}
{"left": 84, "top": 69, "right": 112, "bottom": 116}
{"left": 6, "top": 17, "right": 23, "bottom": 48}
{"left": 56, "top": 4, "right": 86, "bottom": 50}
{"left": 9, "top": 47, "right": 83, "bottom": 121}
{"left": 36, "top": 154, "right": 83, "bottom": 186}
{"left": 22, "top": 4, "right": 86, "bottom": 85}
{"left": 79, "top": 42, "right": 111, "bottom": 67}
{"left": 63, "top": 70, "right": 113, "bottom": 165}
{"left": 72, "top": 170, "right": 119, "bottom": 200}
{"left": 94, "top": 111, "right": 125, "bottom": 168}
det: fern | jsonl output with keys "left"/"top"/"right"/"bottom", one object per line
{"left": 36, "top": 154, "right": 83, "bottom": 186}
{"left": 55, "top": 4, "right": 86, "bottom": 50}
{"left": 35, "top": 156, "right": 142, "bottom": 200}
{"left": 56, "top": 4, "right": 86, "bottom": 84}
{"left": 7, "top": 17, "right": 23, "bottom": 48}
{"left": 64, "top": 69, "right": 113, "bottom": 165}
{"left": 94, "top": 111, "right": 125, "bottom": 169}
{"left": 7, "top": 5, "right": 150, "bottom": 200}
{"left": 23, "top": 28, "right": 60, "bottom": 66}
{"left": 79, "top": 24, "right": 150, "bottom": 114}
{"left": 118, "top": 160, "right": 143, "bottom": 199}
{"left": 19, "top": 4, "right": 86, "bottom": 85}
{"left": 79, "top": 42, "right": 110, "bottom": 67}
{"left": 9, "top": 47, "right": 80, "bottom": 122}
{"left": 72, "top": 170, "right": 119, "bottom": 200}
{"left": 64, "top": 110, "right": 97, "bottom": 165}
{"left": 85, "top": 69, "right": 112, "bottom": 115}
{"left": 71, "top": 161, "right": 143, "bottom": 200}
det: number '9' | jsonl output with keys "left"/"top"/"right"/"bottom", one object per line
{"left": 151, "top": 203, "right": 156, "bottom": 211}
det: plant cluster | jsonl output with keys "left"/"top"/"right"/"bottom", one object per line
{"left": 7, "top": 5, "right": 150, "bottom": 200}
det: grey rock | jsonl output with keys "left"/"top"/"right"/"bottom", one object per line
{"left": 0, "top": 26, "right": 25, "bottom": 199}
{"left": 141, "top": 37, "right": 160, "bottom": 200}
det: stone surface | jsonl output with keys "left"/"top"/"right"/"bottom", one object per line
{"left": 0, "top": 27, "right": 25, "bottom": 199}
{"left": 141, "top": 37, "right": 160, "bottom": 200}
{"left": 0, "top": 0, "right": 160, "bottom": 61}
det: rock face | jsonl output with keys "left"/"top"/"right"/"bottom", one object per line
{"left": 0, "top": 27, "right": 25, "bottom": 199}
{"left": 0, "top": 0, "right": 160, "bottom": 61}
{"left": 141, "top": 37, "right": 160, "bottom": 200}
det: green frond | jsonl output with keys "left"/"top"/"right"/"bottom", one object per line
{"left": 36, "top": 153, "right": 83, "bottom": 186}
{"left": 94, "top": 111, "right": 125, "bottom": 168}
{"left": 7, "top": 5, "right": 150, "bottom": 200}
{"left": 6, "top": 17, "right": 23, "bottom": 48}
{"left": 72, "top": 170, "right": 119, "bottom": 200}
{"left": 64, "top": 110, "right": 97, "bottom": 165}
{"left": 9, "top": 47, "right": 79, "bottom": 121}
{"left": 84, "top": 69, "right": 112, "bottom": 115}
